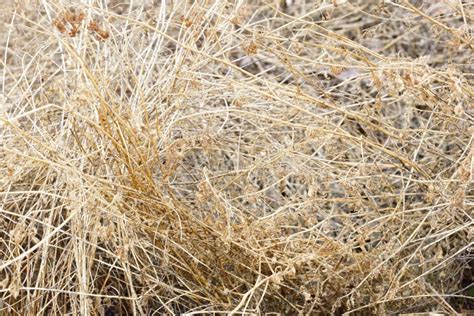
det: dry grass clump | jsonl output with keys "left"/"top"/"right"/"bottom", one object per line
{"left": 1, "top": 0, "right": 473, "bottom": 314}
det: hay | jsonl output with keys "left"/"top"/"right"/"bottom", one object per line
{"left": 1, "top": 0, "right": 472, "bottom": 314}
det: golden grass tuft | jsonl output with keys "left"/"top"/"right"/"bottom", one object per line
{"left": 1, "top": 0, "right": 473, "bottom": 314}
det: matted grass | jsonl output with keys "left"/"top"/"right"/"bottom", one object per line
{"left": 0, "top": 0, "right": 473, "bottom": 314}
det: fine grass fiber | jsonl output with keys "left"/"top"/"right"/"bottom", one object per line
{"left": 1, "top": 0, "right": 473, "bottom": 314}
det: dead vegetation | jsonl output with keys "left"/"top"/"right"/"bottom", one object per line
{"left": 0, "top": 0, "right": 473, "bottom": 314}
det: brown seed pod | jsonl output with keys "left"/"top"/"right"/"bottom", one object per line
{"left": 53, "top": 18, "right": 67, "bottom": 33}
{"left": 74, "top": 12, "right": 86, "bottom": 24}
{"left": 88, "top": 21, "right": 100, "bottom": 32}
{"left": 64, "top": 11, "right": 75, "bottom": 24}
{"left": 97, "top": 30, "right": 110, "bottom": 40}
{"left": 68, "top": 25, "right": 80, "bottom": 38}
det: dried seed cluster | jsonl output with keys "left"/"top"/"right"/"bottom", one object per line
{"left": 53, "top": 10, "right": 109, "bottom": 40}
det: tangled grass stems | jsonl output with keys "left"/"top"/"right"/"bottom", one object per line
{"left": 1, "top": 0, "right": 473, "bottom": 314}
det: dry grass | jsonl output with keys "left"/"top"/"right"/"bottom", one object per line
{"left": 0, "top": 0, "right": 473, "bottom": 314}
